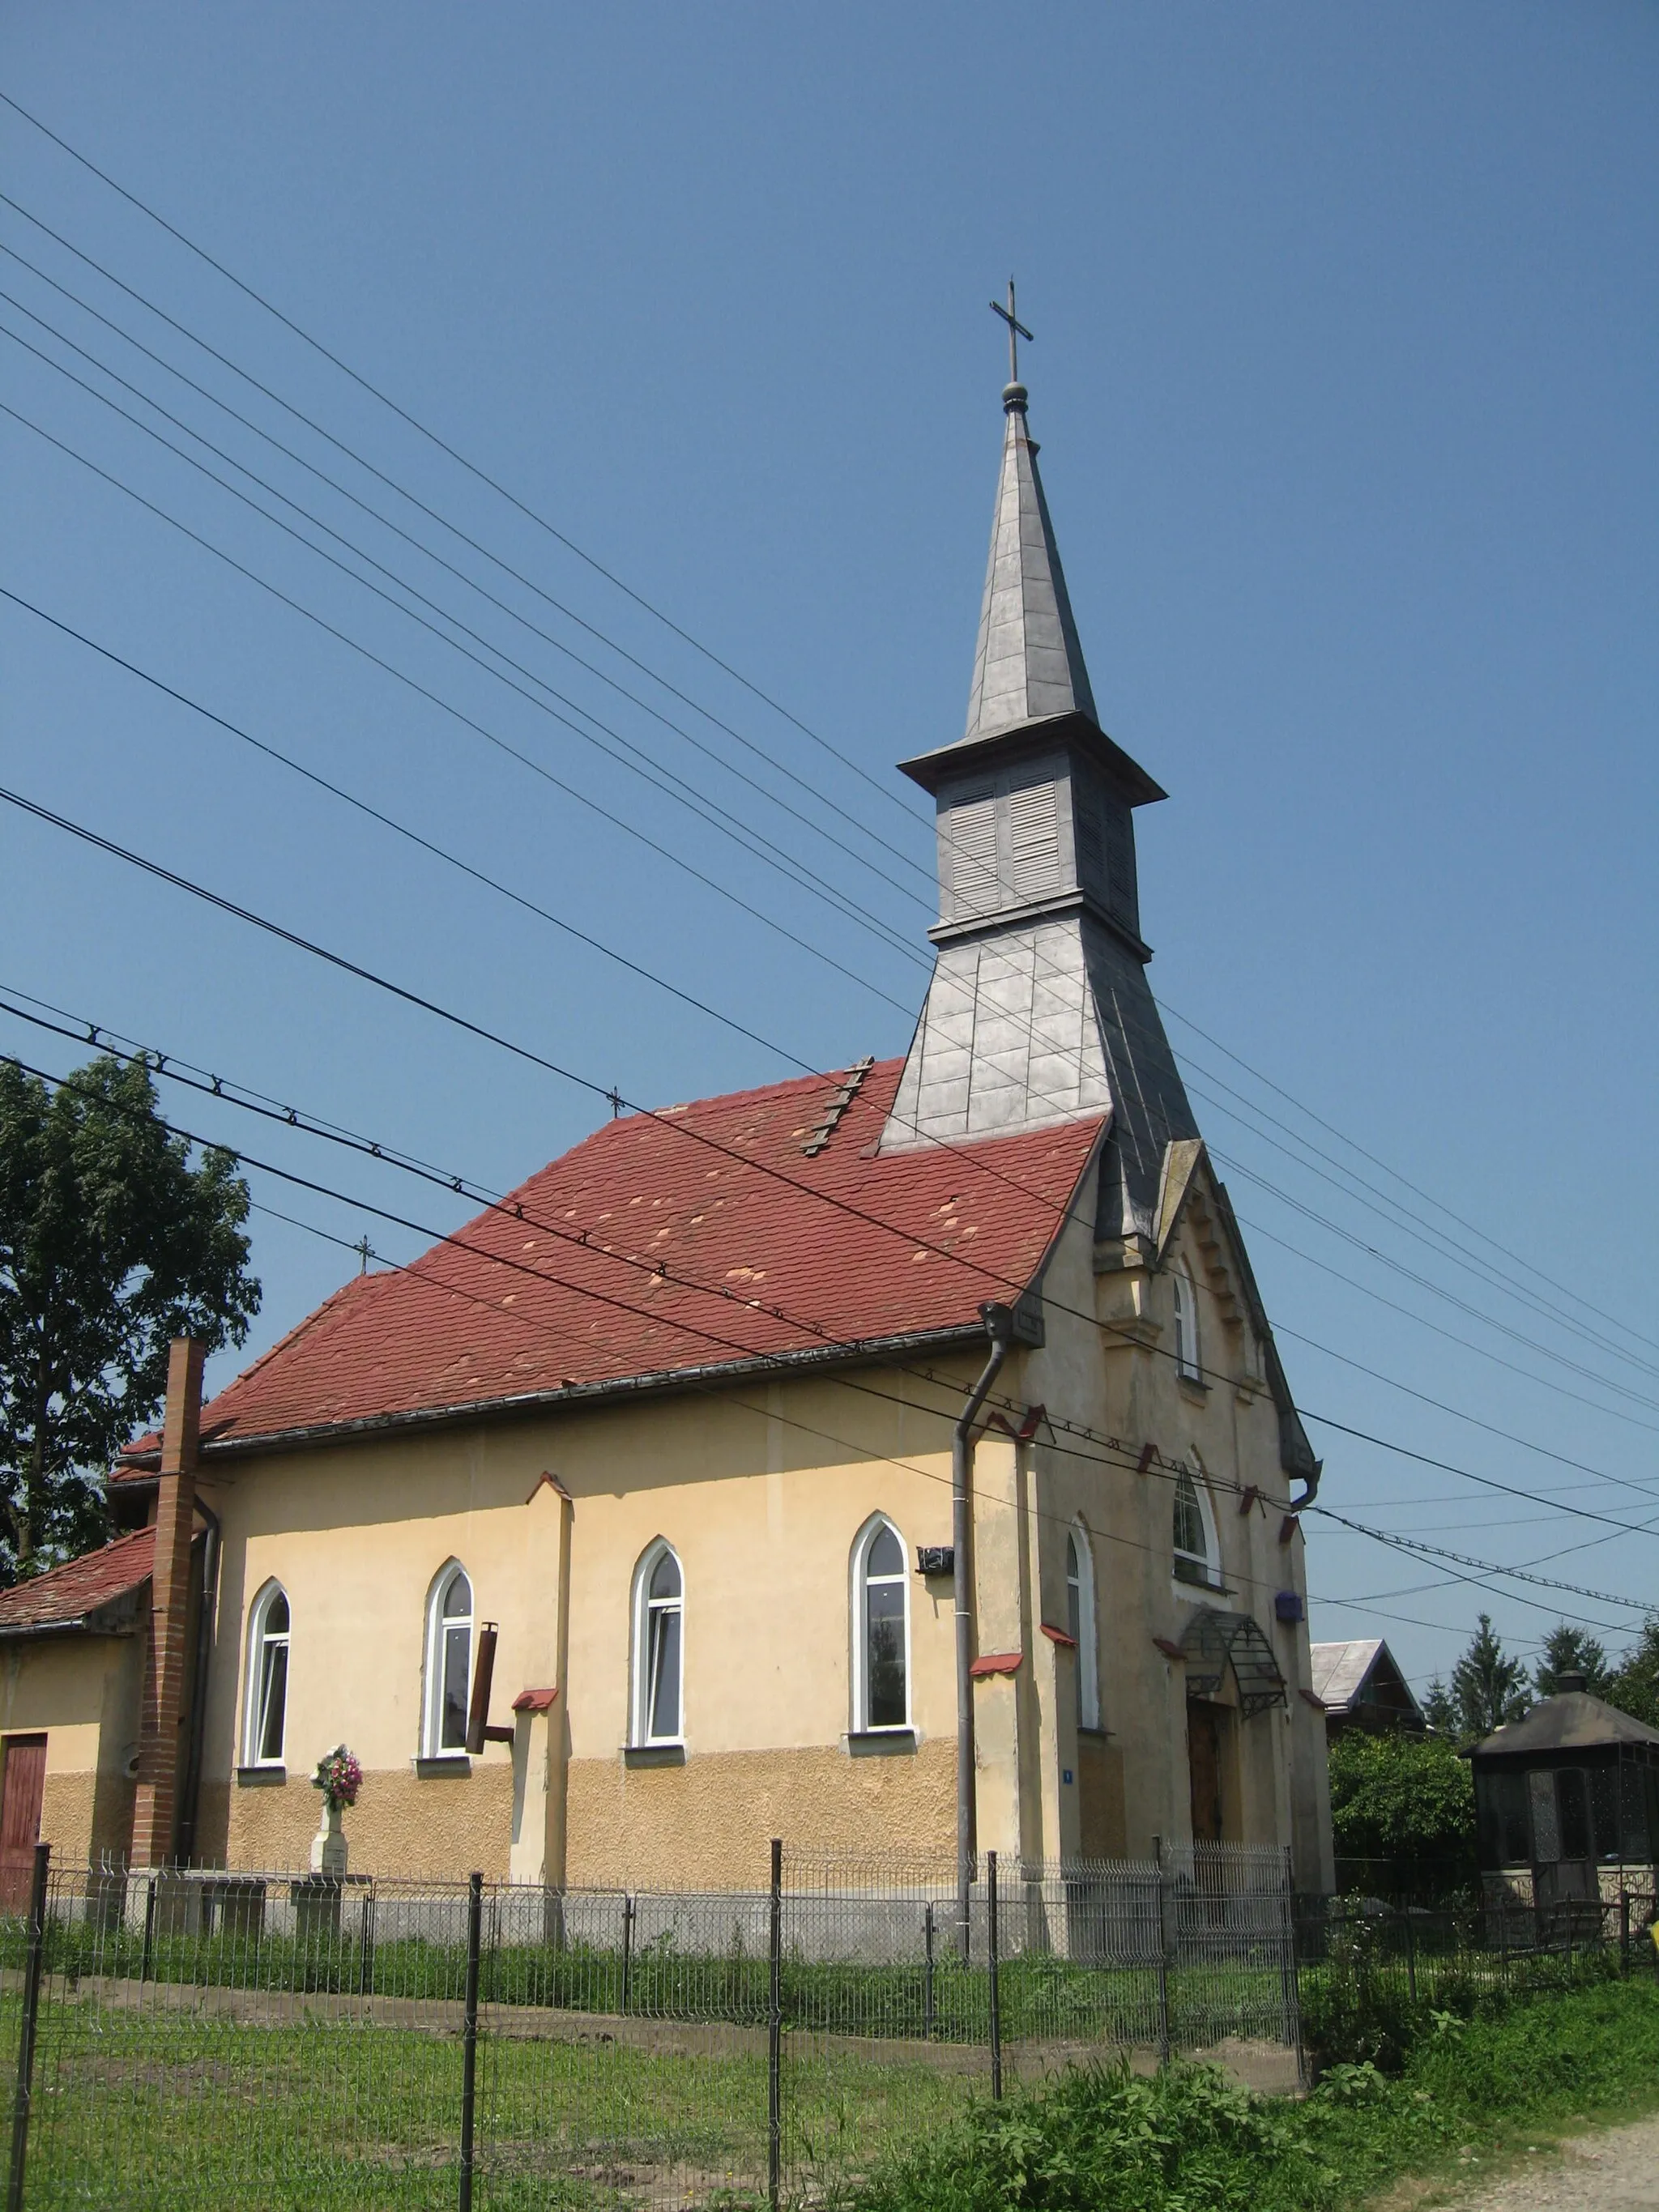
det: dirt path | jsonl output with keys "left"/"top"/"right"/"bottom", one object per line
{"left": 1432, "top": 2115, "right": 1659, "bottom": 2211}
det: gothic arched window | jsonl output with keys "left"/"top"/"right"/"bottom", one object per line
{"left": 1172, "top": 1264, "right": 1201, "bottom": 1382}
{"left": 1065, "top": 1526, "right": 1099, "bottom": 1729}
{"left": 424, "top": 1562, "right": 474, "bottom": 1757}
{"left": 632, "top": 1541, "right": 684, "bottom": 1745}
{"left": 244, "top": 1582, "right": 290, "bottom": 1767}
{"left": 1173, "top": 1465, "right": 1219, "bottom": 1590}
{"left": 853, "top": 1518, "right": 910, "bottom": 1732}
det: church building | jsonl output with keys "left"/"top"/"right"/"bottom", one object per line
{"left": 0, "top": 366, "right": 1335, "bottom": 1896}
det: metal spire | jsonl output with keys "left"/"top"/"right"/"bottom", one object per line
{"left": 962, "top": 286, "right": 1096, "bottom": 743}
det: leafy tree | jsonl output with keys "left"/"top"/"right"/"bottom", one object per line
{"left": 1445, "top": 1613, "right": 1531, "bottom": 1746}
{"left": 1326, "top": 1729, "right": 1475, "bottom": 1872}
{"left": 0, "top": 1055, "right": 259, "bottom": 1580}
{"left": 1533, "top": 1622, "right": 1610, "bottom": 1698}
{"left": 1604, "top": 1615, "right": 1659, "bottom": 1731}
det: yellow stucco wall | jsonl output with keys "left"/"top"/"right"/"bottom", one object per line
{"left": 61, "top": 1170, "right": 1330, "bottom": 1892}
{"left": 0, "top": 1634, "right": 143, "bottom": 1866}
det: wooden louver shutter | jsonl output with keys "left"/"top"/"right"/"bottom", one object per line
{"left": 1009, "top": 774, "right": 1061, "bottom": 903}
{"left": 949, "top": 786, "right": 1000, "bottom": 918}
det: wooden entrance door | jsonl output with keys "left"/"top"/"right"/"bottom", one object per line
{"left": 1188, "top": 1703, "right": 1224, "bottom": 1844}
{"left": 0, "top": 1737, "right": 47, "bottom": 1911}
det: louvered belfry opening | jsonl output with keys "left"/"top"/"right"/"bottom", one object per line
{"left": 879, "top": 376, "right": 1196, "bottom": 1230}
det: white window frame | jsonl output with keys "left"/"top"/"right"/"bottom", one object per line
{"left": 242, "top": 1579, "right": 291, "bottom": 1768}
{"left": 851, "top": 1515, "right": 911, "bottom": 1734}
{"left": 631, "top": 1540, "right": 684, "bottom": 1746}
{"left": 1172, "top": 1262, "right": 1202, "bottom": 1383}
{"left": 422, "top": 1560, "right": 475, "bottom": 1759}
{"left": 1172, "top": 1458, "right": 1222, "bottom": 1592}
{"left": 1065, "top": 1524, "right": 1100, "bottom": 1730}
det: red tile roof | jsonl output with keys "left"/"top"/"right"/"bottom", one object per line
{"left": 121, "top": 1059, "right": 1103, "bottom": 1459}
{"left": 0, "top": 1528, "right": 153, "bottom": 1631}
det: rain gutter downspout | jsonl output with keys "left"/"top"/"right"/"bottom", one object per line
{"left": 176, "top": 1496, "right": 221, "bottom": 1866}
{"left": 954, "top": 1300, "right": 1015, "bottom": 1958}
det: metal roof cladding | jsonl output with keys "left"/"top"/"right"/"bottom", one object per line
{"left": 115, "top": 1058, "right": 1104, "bottom": 1461}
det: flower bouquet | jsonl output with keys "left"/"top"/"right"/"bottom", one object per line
{"left": 312, "top": 1745, "right": 363, "bottom": 1810}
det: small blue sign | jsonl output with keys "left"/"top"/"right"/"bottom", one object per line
{"left": 1062, "top": 1769, "right": 1074, "bottom": 1785}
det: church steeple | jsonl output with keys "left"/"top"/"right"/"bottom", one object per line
{"left": 879, "top": 350, "right": 1199, "bottom": 1242}
{"left": 963, "top": 381, "right": 1097, "bottom": 743}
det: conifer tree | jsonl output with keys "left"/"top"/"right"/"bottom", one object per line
{"left": 1533, "top": 1623, "right": 1610, "bottom": 1697}
{"left": 1446, "top": 1613, "right": 1531, "bottom": 1745}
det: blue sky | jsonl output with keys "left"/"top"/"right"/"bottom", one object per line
{"left": 3, "top": 3, "right": 1656, "bottom": 1691}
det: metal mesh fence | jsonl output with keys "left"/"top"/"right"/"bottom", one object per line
{"left": 0, "top": 1846, "right": 1648, "bottom": 2206}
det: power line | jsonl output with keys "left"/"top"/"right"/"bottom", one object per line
{"left": 0, "top": 228, "right": 937, "bottom": 893}
{"left": 0, "top": 96, "right": 932, "bottom": 836}
{"left": 18, "top": 1042, "right": 1630, "bottom": 1643}
{"left": 1213, "top": 1147, "right": 1659, "bottom": 1420}
{"left": 7, "top": 123, "right": 1646, "bottom": 1430}
{"left": 8, "top": 957, "right": 1659, "bottom": 1590}
{"left": 19, "top": 339, "right": 1659, "bottom": 1451}
{"left": 0, "top": 271, "right": 932, "bottom": 906}
{"left": 1156, "top": 995, "right": 1659, "bottom": 1368}
{"left": 0, "top": 328, "right": 927, "bottom": 974}
{"left": 12, "top": 240, "right": 1645, "bottom": 1431}
{"left": 1179, "top": 1058, "right": 1659, "bottom": 1387}
{"left": 0, "top": 413, "right": 920, "bottom": 1013}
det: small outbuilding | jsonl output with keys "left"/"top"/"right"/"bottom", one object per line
{"left": 1307, "top": 1639, "right": 1424, "bottom": 1737}
{"left": 1470, "top": 1676, "right": 1659, "bottom": 1907}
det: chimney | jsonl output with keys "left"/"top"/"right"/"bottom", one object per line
{"left": 132, "top": 1338, "right": 204, "bottom": 1867}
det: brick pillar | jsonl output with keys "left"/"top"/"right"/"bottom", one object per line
{"left": 132, "top": 1339, "right": 204, "bottom": 1868}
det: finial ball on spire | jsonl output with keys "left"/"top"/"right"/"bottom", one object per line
{"left": 1002, "top": 381, "right": 1028, "bottom": 415}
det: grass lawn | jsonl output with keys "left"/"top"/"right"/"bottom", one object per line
{"left": 2, "top": 1993, "right": 979, "bottom": 2210}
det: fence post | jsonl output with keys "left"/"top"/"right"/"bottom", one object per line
{"left": 6, "top": 1841, "right": 51, "bottom": 2212}
{"left": 987, "top": 1849, "right": 1003, "bottom": 2100}
{"left": 1620, "top": 1890, "right": 1631, "bottom": 1977}
{"left": 139, "top": 1871, "right": 157, "bottom": 1987}
{"left": 359, "top": 1880, "right": 377, "bottom": 1999}
{"left": 620, "top": 1893, "right": 634, "bottom": 2015}
{"left": 458, "top": 1871, "right": 482, "bottom": 2212}
{"left": 1152, "top": 1836, "right": 1172, "bottom": 2068}
{"left": 1403, "top": 1904, "right": 1418, "bottom": 2006}
{"left": 923, "top": 1902, "right": 936, "bottom": 2041}
{"left": 1278, "top": 1846, "right": 1305, "bottom": 2089}
{"left": 768, "top": 1838, "right": 782, "bottom": 2212}
{"left": 1498, "top": 1894, "right": 1508, "bottom": 1985}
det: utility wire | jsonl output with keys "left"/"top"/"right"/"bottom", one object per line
{"left": 6, "top": 134, "right": 1645, "bottom": 1405}
{"left": 0, "top": 228, "right": 936, "bottom": 890}
{"left": 0, "top": 411, "right": 919, "bottom": 1012}
{"left": 6, "top": 962, "right": 1659, "bottom": 1582}
{"left": 16, "top": 1044, "right": 1629, "bottom": 1640}
{"left": 0, "top": 272, "right": 932, "bottom": 904}
{"left": 0, "top": 98, "right": 933, "bottom": 834}
{"left": 17, "top": 361, "right": 1654, "bottom": 1434}
{"left": 11, "top": 248, "right": 1648, "bottom": 1425}
{"left": 1157, "top": 995, "right": 1659, "bottom": 1368}
{"left": 0, "top": 326, "right": 926, "bottom": 973}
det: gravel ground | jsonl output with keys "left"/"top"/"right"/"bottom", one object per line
{"left": 1439, "top": 2115, "right": 1659, "bottom": 2211}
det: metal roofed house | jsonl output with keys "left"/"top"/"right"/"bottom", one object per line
{"left": 1308, "top": 1640, "right": 1426, "bottom": 1738}
{"left": 1470, "top": 1676, "right": 1659, "bottom": 1913}
{"left": 0, "top": 352, "right": 1333, "bottom": 1901}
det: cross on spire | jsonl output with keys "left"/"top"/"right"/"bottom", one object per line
{"left": 989, "top": 279, "right": 1033, "bottom": 385}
